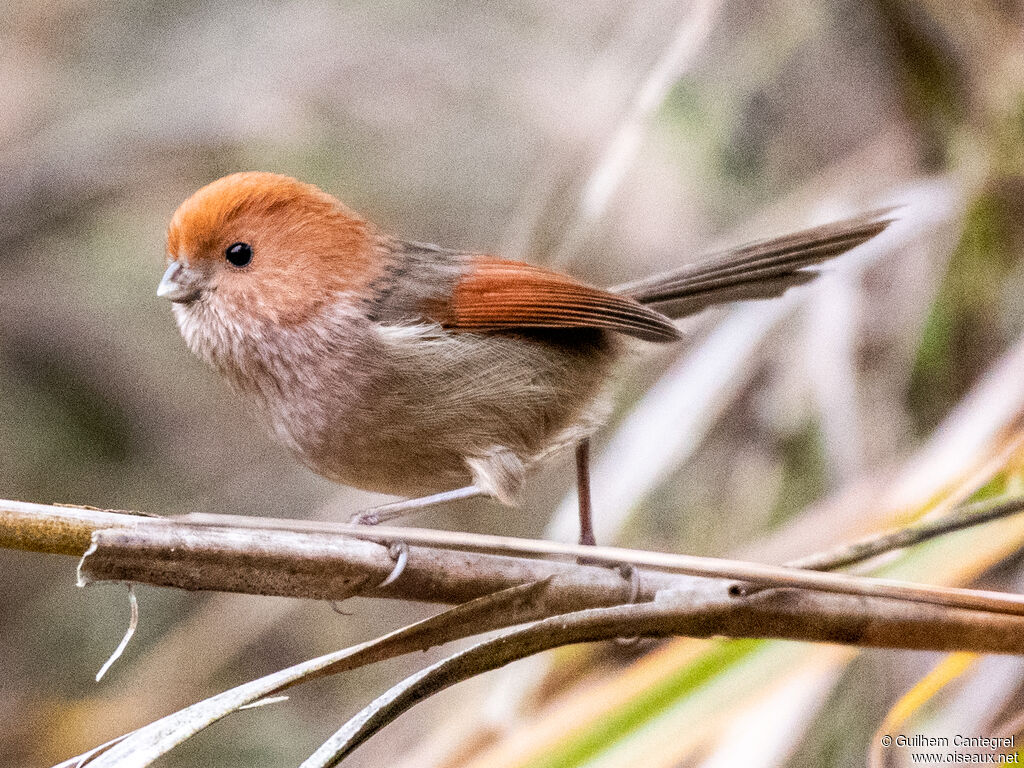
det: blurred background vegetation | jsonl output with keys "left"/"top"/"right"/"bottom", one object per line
{"left": 2, "top": 0, "right": 1024, "bottom": 766}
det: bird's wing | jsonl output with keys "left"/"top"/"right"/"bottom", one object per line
{"left": 430, "top": 255, "right": 681, "bottom": 342}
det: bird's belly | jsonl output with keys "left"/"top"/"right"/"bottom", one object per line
{"left": 275, "top": 324, "right": 616, "bottom": 499}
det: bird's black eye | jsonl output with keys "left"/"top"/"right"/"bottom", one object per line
{"left": 225, "top": 242, "right": 253, "bottom": 268}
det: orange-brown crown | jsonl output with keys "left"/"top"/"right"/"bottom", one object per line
{"left": 166, "top": 172, "right": 381, "bottom": 324}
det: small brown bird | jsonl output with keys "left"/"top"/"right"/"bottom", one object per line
{"left": 159, "top": 172, "right": 890, "bottom": 544}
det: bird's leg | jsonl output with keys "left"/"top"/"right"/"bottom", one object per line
{"left": 574, "top": 439, "right": 601, "bottom": 566}
{"left": 349, "top": 485, "right": 484, "bottom": 526}
{"left": 575, "top": 439, "right": 596, "bottom": 547}
{"left": 575, "top": 440, "right": 637, "bottom": 606}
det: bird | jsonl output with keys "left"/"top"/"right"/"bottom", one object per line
{"left": 158, "top": 171, "right": 892, "bottom": 545}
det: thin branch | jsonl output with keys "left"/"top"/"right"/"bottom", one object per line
{"left": 303, "top": 586, "right": 1024, "bottom": 767}
{"left": 787, "top": 494, "right": 1024, "bottom": 572}
{"left": 731, "top": 494, "right": 1024, "bottom": 598}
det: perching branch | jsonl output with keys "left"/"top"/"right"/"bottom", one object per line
{"left": 11, "top": 493, "right": 1024, "bottom": 768}
{"left": 78, "top": 523, "right": 662, "bottom": 610}
{"left": 0, "top": 494, "right": 1010, "bottom": 616}
{"left": 75, "top": 509, "right": 1024, "bottom": 617}
{"left": 0, "top": 499, "right": 155, "bottom": 556}
{"left": 6, "top": 496, "right": 1024, "bottom": 641}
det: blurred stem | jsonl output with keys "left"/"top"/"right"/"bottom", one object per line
{"left": 907, "top": 189, "right": 1023, "bottom": 434}
{"left": 872, "top": 0, "right": 970, "bottom": 170}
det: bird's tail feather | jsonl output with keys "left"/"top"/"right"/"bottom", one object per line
{"left": 614, "top": 209, "right": 895, "bottom": 320}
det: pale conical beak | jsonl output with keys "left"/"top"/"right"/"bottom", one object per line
{"left": 157, "top": 262, "right": 202, "bottom": 303}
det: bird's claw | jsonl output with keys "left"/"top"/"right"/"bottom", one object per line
{"left": 377, "top": 542, "right": 409, "bottom": 588}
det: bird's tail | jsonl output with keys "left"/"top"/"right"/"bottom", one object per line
{"left": 613, "top": 210, "right": 895, "bottom": 319}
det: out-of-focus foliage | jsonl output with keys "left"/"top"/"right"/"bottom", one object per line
{"left": 2, "top": 0, "right": 1024, "bottom": 766}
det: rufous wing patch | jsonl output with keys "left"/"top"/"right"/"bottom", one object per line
{"left": 437, "top": 256, "right": 681, "bottom": 342}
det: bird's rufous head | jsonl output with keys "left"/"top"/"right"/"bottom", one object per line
{"left": 160, "top": 172, "right": 377, "bottom": 325}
